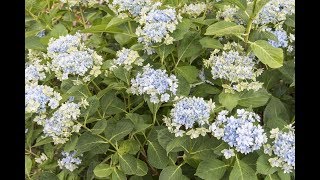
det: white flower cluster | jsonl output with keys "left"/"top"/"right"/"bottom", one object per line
{"left": 265, "top": 27, "right": 288, "bottom": 48}
{"left": 25, "top": 83, "right": 62, "bottom": 114}
{"left": 136, "top": 2, "right": 182, "bottom": 54}
{"left": 163, "top": 97, "right": 215, "bottom": 138}
{"left": 265, "top": 125, "right": 295, "bottom": 173}
{"left": 216, "top": 5, "right": 243, "bottom": 24}
{"left": 58, "top": 151, "right": 82, "bottom": 172}
{"left": 47, "top": 33, "right": 103, "bottom": 81}
{"left": 109, "top": 0, "right": 153, "bottom": 17}
{"left": 35, "top": 153, "right": 48, "bottom": 164}
{"left": 221, "top": 149, "right": 235, "bottom": 159}
{"left": 129, "top": 64, "right": 178, "bottom": 104}
{"left": 253, "top": 0, "right": 295, "bottom": 26}
{"left": 42, "top": 102, "right": 82, "bottom": 144}
{"left": 25, "top": 50, "right": 50, "bottom": 84}
{"left": 204, "top": 43, "right": 263, "bottom": 93}
{"left": 180, "top": 3, "right": 207, "bottom": 18}
{"left": 110, "top": 48, "right": 144, "bottom": 71}
{"left": 210, "top": 109, "right": 267, "bottom": 154}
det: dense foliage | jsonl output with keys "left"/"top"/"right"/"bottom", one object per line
{"left": 25, "top": 0, "right": 295, "bottom": 179}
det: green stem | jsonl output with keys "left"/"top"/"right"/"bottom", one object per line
{"left": 244, "top": 0, "right": 258, "bottom": 43}
{"left": 91, "top": 80, "right": 101, "bottom": 91}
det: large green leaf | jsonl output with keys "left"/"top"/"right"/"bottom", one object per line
{"left": 64, "top": 135, "right": 79, "bottom": 152}
{"left": 166, "top": 136, "right": 188, "bottom": 154}
{"left": 80, "top": 95, "right": 100, "bottom": 119}
{"left": 238, "top": 88, "right": 270, "bottom": 108}
{"left": 91, "top": 119, "right": 108, "bottom": 135}
{"left": 25, "top": 155, "right": 32, "bottom": 177}
{"left": 251, "top": 40, "right": 284, "bottom": 68}
{"left": 147, "top": 139, "right": 170, "bottom": 169}
{"left": 112, "top": 168, "right": 126, "bottom": 180}
{"left": 136, "top": 159, "right": 148, "bottom": 176}
{"left": 118, "top": 139, "right": 140, "bottom": 155}
{"left": 191, "top": 83, "right": 221, "bottom": 97}
{"left": 175, "top": 66, "right": 199, "bottom": 84}
{"left": 195, "top": 159, "right": 228, "bottom": 180}
{"left": 39, "top": 172, "right": 59, "bottom": 180}
{"left": 229, "top": 157, "right": 258, "bottom": 180}
{"left": 49, "top": 23, "right": 68, "bottom": 38}
{"left": 75, "top": 132, "right": 109, "bottom": 154}
{"left": 219, "top": 92, "right": 239, "bottom": 111}
{"left": 118, "top": 154, "right": 138, "bottom": 175}
{"left": 100, "top": 91, "right": 126, "bottom": 115}
{"left": 93, "top": 164, "right": 113, "bottom": 178}
{"left": 113, "top": 66, "right": 131, "bottom": 85}
{"left": 226, "top": 0, "right": 247, "bottom": 10}
{"left": 155, "top": 44, "right": 174, "bottom": 63}
{"left": 263, "top": 97, "right": 289, "bottom": 128}
{"left": 199, "top": 37, "right": 223, "bottom": 49}
{"left": 265, "top": 174, "right": 281, "bottom": 180}
{"left": 205, "top": 21, "right": 245, "bottom": 36}
{"left": 256, "top": 154, "right": 278, "bottom": 175}
{"left": 171, "top": 18, "right": 192, "bottom": 41}
{"left": 104, "top": 119, "right": 134, "bottom": 143}
{"left": 177, "top": 32, "right": 201, "bottom": 62}
{"left": 157, "top": 128, "right": 175, "bottom": 149}
{"left": 126, "top": 113, "right": 152, "bottom": 134}
{"left": 159, "top": 166, "right": 188, "bottom": 180}
{"left": 176, "top": 75, "right": 190, "bottom": 96}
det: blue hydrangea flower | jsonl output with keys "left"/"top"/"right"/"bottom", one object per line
{"left": 58, "top": 151, "right": 82, "bottom": 172}
{"left": 266, "top": 28, "right": 288, "bottom": 48}
{"left": 25, "top": 63, "right": 46, "bottom": 83}
{"left": 43, "top": 102, "right": 81, "bottom": 144}
{"left": 163, "top": 97, "right": 215, "bottom": 138}
{"left": 111, "top": 48, "right": 144, "bottom": 71}
{"left": 110, "top": 0, "right": 152, "bottom": 17}
{"left": 25, "top": 83, "right": 61, "bottom": 114}
{"left": 47, "top": 33, "right": 82, "bottom": 57}
{"left": 129, "top": 64, "right": 178, "bottom": 104}
{"left": 267, "top": 125, "right": 295, "bottom": 173}
{"left": 210, "top": 109, "right": 267, "bottom": 154}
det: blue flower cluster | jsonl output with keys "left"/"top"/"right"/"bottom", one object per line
{"left": 266, "top": 28, "right": 288, "bottom": 48}
{"left": 25, "top": 50, "right": 49, "bottom": 84}
{"left": 210, "top": 109, "right": 267, "bottom": 154}
{"left": 136, "top": 2, "right": 181, "bottom": 54}
{"left": 43, "top": 102, "right": 81, "bottom": 144}
{"left": 111, "top": 48, "right": 144, "bottom": 71}
{"left": 163, "top": 97, "right": 215, "bottom": 138}
{"left": 253, "top": 0, "right": 295, "bottom": 25}
{"left": 110, "top": 0, "right": 152, "bottom": 17}
{"left": 267, "top": 125, "right": 295, "bottom": 173}
{"left": 58, "top": 151, "right": 82, "bottom": 172}
{"left": 129, "top": 64, "right": 178, "bottom": 104}
{"left": 47, "top": 33, "right": 103, "bottom": 81}
{"left": 25, "top": 83, "right": 62, "bottom": 114}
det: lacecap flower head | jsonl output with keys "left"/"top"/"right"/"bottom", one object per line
{"left": 47, "top": 33, "right": 103, "bottom": 81}
{"left": 25, "top": 83, "right": 62, "bottom": 114}
{"left": 58, "top": 151, "right": 82, "bottom": 172}
{"left": 110, "top": 48, "right": 144, "bottom": 71}
{"left": 265, "top": 124, "right": 295, "bottom": 173}
{"left": 129, "top": 64, "right": 178, "bottom": 104}
{"left": 180, "top": 3, "right": 207, "bottom": 18}
{"left": 210, "top": 109, "right": 267, "bottom": 154}
{"left": 204, "top": 42, "right": 263, "bottom": 93}
{"left": 109, "top": 0, "right": 153, "bottom": 17}
{"left": 163, "top": 96, "right": 215, "bottom": 139}
{"left": 25, "top": 49, "right": 50, "bottom": 84}
{"left": 42, "top": 102, "right": 82, "bottom": 144}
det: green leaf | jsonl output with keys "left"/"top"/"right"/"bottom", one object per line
{"left": 118, "top": 139, "right": 140, "bottom": 155}
{"left": 265, "top": 174, "right": 281, "bottom": 180}
{"left": 176, "top": 75, "right": 190, "bottom": 96}
{"left": 93, "top": 164, "right": 113, "bottom": 178}
{"left": 44, "top": 143, "right": 54, "bottom": 159}
{"left": 278, "top": 60, "right": 295, "bottom": 83}
{"left": 177, "top": 32, "right": 201, "bottom": 61}
{"left": 205, "top": 21, "right": 245, "bottom": 36}
{"left": 49, "top": 23, "right": 68, "bottom": 38}
{"left": 187, "top": 136, "right": 220, "bottom": 161}
{"left": 112, "top": 168, "right": 126, "bottom": 180}
{"left": 159, "top": 166, "right": 188, "bottom": 180}
{"left": 199, "top": 37, "right": 223, "bottom": 49}
{"left": 126, "top": 113, "right": 152, "bottom": 134}
{"left": 105, "top": 119, "right": 134, "bottom": 143}
{"left": 100, "top": 91, "right": 126, "bottom": 115}
{"left": 147, "top": 140, "right": 170, "bottom": 169}
{"left": 225, "top": 0, "right": 247, "bottom": 10}
{"left": 62, "top": 84, "right": 91, "bottom": 102}
{"left": 256, "top": 154, "right": 278, "bottom": 175}
{"left": 25, "top": 36, "right": 46, "bottom": 50}
{"left": 64, "top": 135, "right": 78, "bottom": 152}
{"left": 238, "top": 88, "right": 270, "bottom": 108}
{"left": 75, "top": 132, "right": 109, "bottom": 154}
{"left": 157, "top": 128, "right": 175, "bottom": 149}
{"left": 171, "top": 18, "right": 192, "bottom": 41}
{"left": 155, "top": 44, "right": 174, "bottom": 63}
{"left": 113, "top": 66, "right": 131, "bottom": 84}
{"left": 251, "top": 40, "right": 284, "bottom": 68}
{"left": 176, "top": 66, "right": 199, "bottom": 83}
{"left": 136, "top": 159, "right": 148, "bottom": 176}
{"left": 191, "top": 84, "right": 221, "bottom": 97}
{"left": 82, "top": 25, "right": 123, "bottom": 34}
{"left": 92, "top": 119, "right": 108, "bottom": 135}
{"left": 39, "top": 172, "right": 59, "bottom": 180}
{"left": 252, "top": 0, "right": 271, "bottom": 17}
{"left": 277, "top": 171, "right": 291, "bottom": 180}
{"left": 118, "top": 154, "right": 138, "bottom": 175}
{"left": 219, "top": 92, "right": 239, "bottom": 111}
{"left": 263, "top": 97, "right": 289, "bottom": 127}
{"left": 284, "top": 15, "right": 295, "bottom": 28}
{"left": 25, "top": 155, "right": 32, "bottom": 177}
{"left": 166, "top": 136, "right": 188, "bottom": 154}
{"left": 195, "top": 159, "right": 228, "bottom": 180}
{"left": 229, "top": 157, "right": 258, "bottom": 180}
{"left": 107, "top": 17, "right": 131, "bottom": 28}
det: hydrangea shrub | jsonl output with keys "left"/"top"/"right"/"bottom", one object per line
{"left": 25, "top": 0, "right": 295, "bottom": 179}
